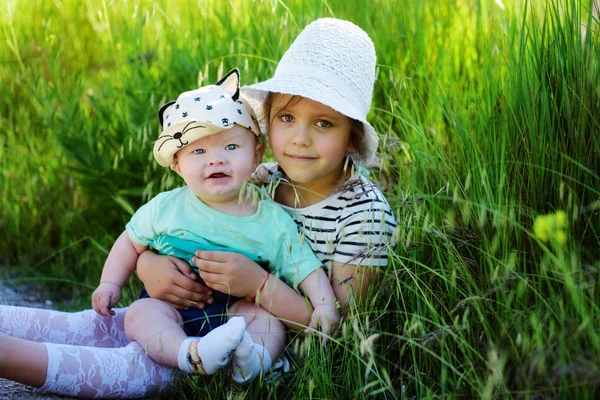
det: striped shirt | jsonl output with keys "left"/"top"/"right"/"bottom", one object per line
{"left": 254, "top": 162, "right": 398, "bottom": 272}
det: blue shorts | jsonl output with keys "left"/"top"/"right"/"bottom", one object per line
{"left": 138, "top": 286, "right": 240, "bottom": 337}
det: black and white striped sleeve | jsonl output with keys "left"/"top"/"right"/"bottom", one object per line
{"left": 334, "top": 196, "right": 397, "bottom": 267}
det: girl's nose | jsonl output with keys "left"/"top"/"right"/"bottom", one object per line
{"left": 292, "top": 125, "right": 312, "bottom": 146}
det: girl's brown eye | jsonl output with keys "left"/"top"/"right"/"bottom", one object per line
{"left": 317, "top": 120, "right": 332, "bottom": 128}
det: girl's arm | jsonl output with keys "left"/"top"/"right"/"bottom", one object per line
{"left": 194, "top": 251, "right": 313, "bottom": 331}
{"left": 329, "top": 187, "right": 396, "bottom": 314}
{"left": 298, "top": 267, "right": 340, "bottom": 342}
{"left": 136, "top": 251, "right": 215, "bottom": 310}
{"left": 330, "top": 261, "right": 379, "bottom": 316}
{"left": 92, "top": 231, "right": 147, "bottom": 316}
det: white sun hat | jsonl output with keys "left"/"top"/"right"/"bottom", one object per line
{"left": 154, "top": 68, "right": 260, "bottom": 167}
{"left": 241, "top": 18, "right": 378, "bottom": 165}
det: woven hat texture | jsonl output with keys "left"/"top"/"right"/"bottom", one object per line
{"left": 241, "top": 18, "right": 378, "bottom": 164}
{"left": 154, "top": 69, "right": 260, "bottom": 167}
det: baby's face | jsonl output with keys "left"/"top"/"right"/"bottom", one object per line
{"left": 171, "top": 126, "right": 262, "bottom": 208}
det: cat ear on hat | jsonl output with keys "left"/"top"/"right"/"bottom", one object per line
{"left": 158, "top": 100, "right": 176, "bottom": 127}
{"left": 216, "top": 68, "right": 240, "bottom": 101}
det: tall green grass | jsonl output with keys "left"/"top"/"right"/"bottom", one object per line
{"left": 1, "top": 0, "right": 599, "bottom": 397}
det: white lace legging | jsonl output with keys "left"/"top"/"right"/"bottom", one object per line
{"left": 0, "top": 305, "right": 179, "bottom": 398}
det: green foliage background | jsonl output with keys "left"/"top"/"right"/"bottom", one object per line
{"left": 1, "top": 0, "right": 599, "bottom": 397}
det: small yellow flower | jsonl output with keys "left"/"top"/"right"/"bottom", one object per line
{"left": 533, "top": 215, "right": 550, "bottom": 242}
{"left": 555, "top": 210, "right": 567, "bottom": 226}
{"left": 555, "top": 230, "right": 567, "bottom": 244}
{"left": 533, "top": 211, "right": 567, "bottom": 244}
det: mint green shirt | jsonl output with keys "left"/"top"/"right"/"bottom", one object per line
{"left": 125, "top": 186, "right": 321, "bottom": 287}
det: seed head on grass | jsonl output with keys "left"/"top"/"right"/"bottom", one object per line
{"left": 352, "top": 318, "right": 380, "bottom": 379}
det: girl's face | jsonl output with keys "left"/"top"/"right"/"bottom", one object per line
{"left": 268, "top": 94, "right": 355, "bottom": 195}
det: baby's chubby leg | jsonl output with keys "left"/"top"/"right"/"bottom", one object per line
{"left": 228, "top": 300, "right": 286, "bottom": 383}
{"left": 125, "top": 298, "right": 246, "bottom": 374}
{"left": 125, "top": 298, "right": 186, "bottom": 368}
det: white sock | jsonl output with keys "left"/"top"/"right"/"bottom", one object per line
{"left": 231, "top": 331, "right": 272, "bottom": 384}
{"left": 177, "top": 316, "right": 246, "bottom": 374}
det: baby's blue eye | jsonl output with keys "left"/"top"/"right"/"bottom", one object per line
{"left": 281, "top": 114, "right": 294, "bottom": 123}
{"left": 192, "top": 148, "right": 205, "bottom": 155}
{"left": 225, "top": 144, "right": 238, "bottom": 150}
{"left": 316, "top": 120, "right": 332, "bottom": 128}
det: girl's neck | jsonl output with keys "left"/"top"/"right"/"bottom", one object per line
{"left": 275, "top": 165, "right": 353, "bottom": 208}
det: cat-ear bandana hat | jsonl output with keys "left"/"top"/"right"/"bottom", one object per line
{"left": 153, "top": 68, "right": 260, "bottom": 167}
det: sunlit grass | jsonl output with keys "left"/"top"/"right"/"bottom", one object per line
{"left": 1, "top": 0, "right": 599, "bottom": 397}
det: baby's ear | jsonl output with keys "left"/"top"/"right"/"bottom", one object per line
{"left": 215, "top": 68, "right": 240, "bottom": 100}
{"left": 158, "top": 100, "right": 176, "bottom": 127}
{"left": 254, "top": 142, "right": 265, "bottom": 169}
{"left": 170, "top": 156, "right": 181, "bottom": 175}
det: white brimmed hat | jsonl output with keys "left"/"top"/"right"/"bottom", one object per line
{"left": 154, "top": 68, "right": 260, "bottom": 167}
{"left": 241, "top": 18, "right": 378, "bottom": 165}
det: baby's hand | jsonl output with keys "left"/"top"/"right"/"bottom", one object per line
{"left": 306, "top": 304, "right": 340, "bottom": 345}
{"left": 92, "top": 282, "right": 122, "bottom": 317}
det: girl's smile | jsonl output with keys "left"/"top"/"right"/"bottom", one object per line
{"left": 285, "top": 154, "right": 317, "bottom": 161}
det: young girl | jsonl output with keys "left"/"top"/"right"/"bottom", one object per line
{"left": 0, "top": 18, "right": 396, "bottom": 398}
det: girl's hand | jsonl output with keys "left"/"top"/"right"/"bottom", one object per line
{"left": 137, "top": 251, "right": 214, "bottom": 310}
{"left": 92, "top": 282, "right": 121, "bottom": 317}
{"left": 193, "top": 251, "right": 266, "bottom": 298}
{"left": 307, "top": 304, "right": 340, "bottom": 345}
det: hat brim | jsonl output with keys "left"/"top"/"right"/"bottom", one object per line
{"left": 241, "top": 74, "right": 378, "bottom": 165}
{"left": 154, "top": 121, "right": 236, "bottom": 167}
